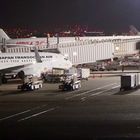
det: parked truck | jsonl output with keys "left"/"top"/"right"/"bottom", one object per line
{"left": 77, "top": 68, "right": 90, "bottom": 80}
{"left": 120, "top": 73, "right": 140, "bottom": 91}
{"left": 65, "top": 67, "right": 90, "bottom": 80}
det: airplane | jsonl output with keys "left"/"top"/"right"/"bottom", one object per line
{"left": 0, "top": 28, "right": 75, "bottom": 52}
{"left": 84, "top": 31, "right": 104, "bottom": 36}
{"left": 129, "top": 25, "right": 140, "bottom": 36}
{"left": 0, "top": 47, "right": 72, "bottom": 83}
{"left": 0, "top": 28, "right": 52, "bottom": 51}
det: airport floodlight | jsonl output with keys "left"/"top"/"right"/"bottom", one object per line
{"left": 73, "top": 52, "right": 77, "bottom": 56}
{"left": 115, "top": 46, "right": 119, "bottom": 51}
{"left": 64, "top": 54, "right": 69, "bottom": 57}
{"left": 33, "top": 61, "right": 36, "bottom": 64}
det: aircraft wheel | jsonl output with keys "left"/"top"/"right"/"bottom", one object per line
{"left": 18, "top": 71, "right": 25, "bottom": 80}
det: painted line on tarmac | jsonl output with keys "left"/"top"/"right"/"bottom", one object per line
{"left": 90, "top": 85, "right": 120, "bottom": 96}
{"left": 0, "top": 110, "right": 31, "bottom": 121}
{"left": 81, "top": 97, "right": 86, "bottom": 102}
{"left": 111, "top": 85, "right": 120, "bottom": 89}
{"left": 18, "top": 107, "right": 56, "bottom": 122}
{"left": 80, "top": 85, "right": 120, "bottom": 101}
{"left": 65, "top": 83, "right": 117, "bottom": 100}
{"left": 0, "top": 104, "right": 47, "bottom": 121}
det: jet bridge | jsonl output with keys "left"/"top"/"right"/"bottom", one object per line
{"left": 54, "top": 36, "right": 140, "bottom": 65}
{"left": 3, "top": 36, "right": 140, "bottom": 65}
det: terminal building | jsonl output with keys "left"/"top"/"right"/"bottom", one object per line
{"left": 1, "top": 36, "right": 140, "bottom": 65}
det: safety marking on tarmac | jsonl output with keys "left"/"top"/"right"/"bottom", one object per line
{"left": 80, "top": 85, "right": 120, "bottom": 101}
{"left": 0, "top": 105, "right": 47, "bottom": 121}
{"left": 18, "top": 107, "right": 56, "bottom": 122}
{"left": 81, "top": 97, "right": 86, "bottom": 102}
{"left": 0, "top": 110, "right": 31, "bottom": 121}
{"left": 111, "top": 85, "right": 120, "bottom": 89}
{"left": 65, "top": 83, "right": 118, "bottom": 100}
{"left": 90, "top": 85, "right": 120, "bottom": 97}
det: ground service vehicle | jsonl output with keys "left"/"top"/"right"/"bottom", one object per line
{"left": 18, "top": 80, "right": 43, "bottom": 91}
{"left": 59, "top": 80, "right": 81, "bottom": 91}
{"left": 59, "top": 74, "right": 81, "bottom": 91}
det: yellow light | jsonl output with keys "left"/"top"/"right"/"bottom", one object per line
{"left": 115, "top": 46, "right": 119, "bottom": 51}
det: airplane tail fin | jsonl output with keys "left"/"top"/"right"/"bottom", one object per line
{"left": 0, "top": 28, "right": 10, "bottom": 40}
{"left": 129, "top": 25, "right": 140, "bottom": 35}
{"left": 34, "top": 47, "right": 42, "bottom": 63}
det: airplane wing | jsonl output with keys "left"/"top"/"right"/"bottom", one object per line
{"left": 0, "top": 46, "right": 43, "bottom": 77}
{"left": 0, "top": 63, "right": 32, "bottom": 73}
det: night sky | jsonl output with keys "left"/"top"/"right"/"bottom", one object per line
{"left": 1, "top": 0, "right": 140, "bottom": 32}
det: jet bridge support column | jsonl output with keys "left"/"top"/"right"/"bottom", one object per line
{"left": 1, "top": 38, "right": 6, "bottom": 52}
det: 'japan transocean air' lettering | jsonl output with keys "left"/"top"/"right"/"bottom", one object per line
{"left": 0, "top": 56, "right": 52, "bottom": 60}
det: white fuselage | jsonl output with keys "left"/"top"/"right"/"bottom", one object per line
{"left": 6, "top": 38, "right": 51, "bottom": 46}
{"left": 0, "top": 52, "right": 72, "bottom": 76}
